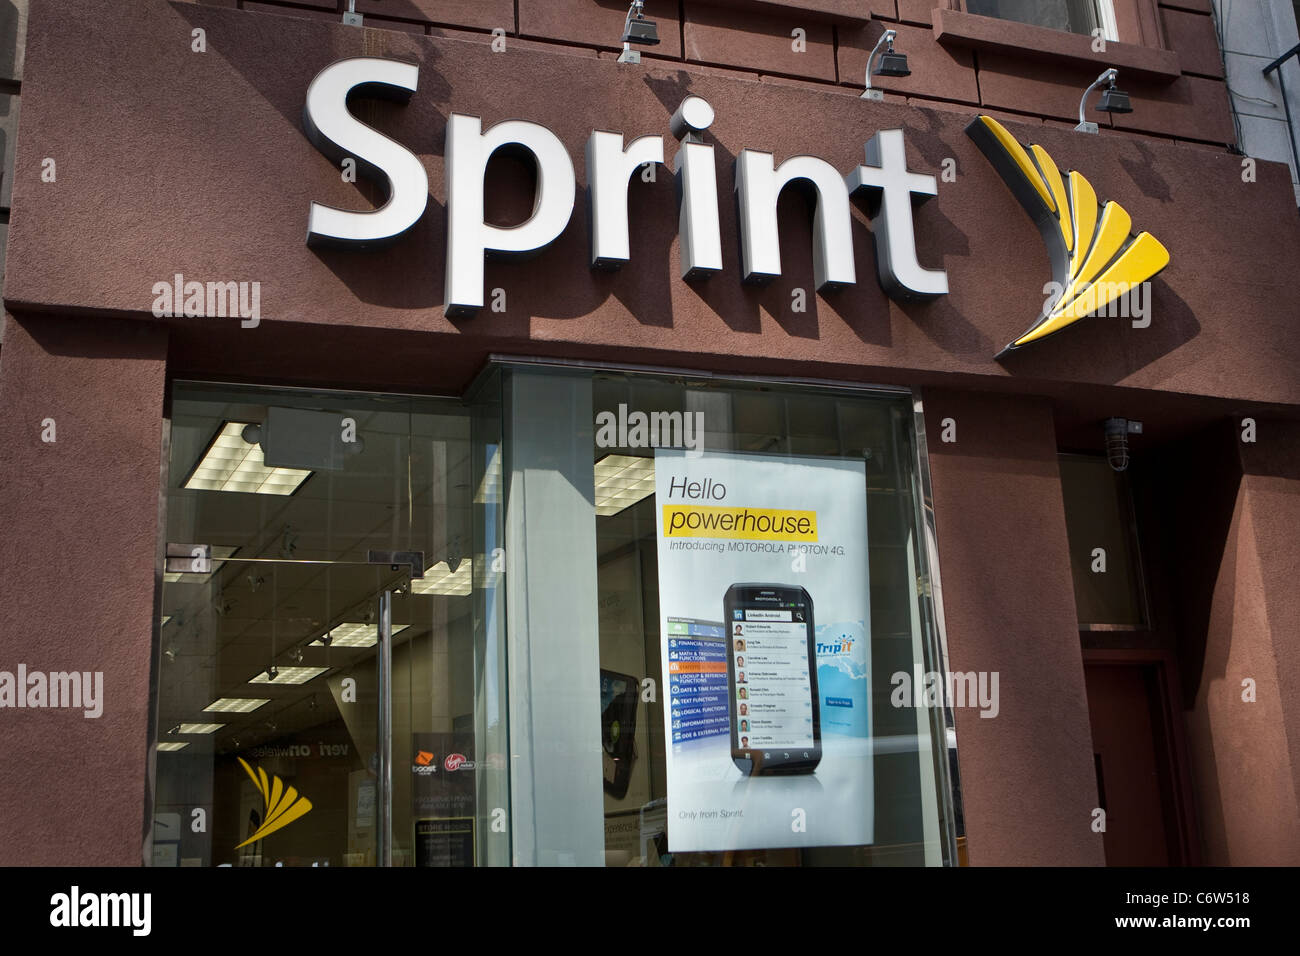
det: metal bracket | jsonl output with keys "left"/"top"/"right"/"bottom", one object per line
{"left": 367, "top": 550, "right": 426, "bottom": 579}
{"left": 166, "top": 543, "right": 211, "bottom": 575}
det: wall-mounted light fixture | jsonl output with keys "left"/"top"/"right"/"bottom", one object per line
{"left": 1104, "top": 417, "right": 1142, "bottom": 472}
{"left": 618, "top": 1, "right": 660, "bottom": 64}
{"left": 1076, "top": 69, "right": 1133, "bottom": 133}
{"left": 861, "top": 29, "right": 910, "bottom": 102}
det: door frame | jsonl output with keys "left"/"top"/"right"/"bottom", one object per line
{"left": 1081, "top": 647, "right": 1201, "bottom": 865}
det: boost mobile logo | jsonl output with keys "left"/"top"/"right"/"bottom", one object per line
{"left": 966, "top": 115, "right": 1170, "bottom": 356}
{"left": 235, "top": 758, "right": 313, "bottom": 849}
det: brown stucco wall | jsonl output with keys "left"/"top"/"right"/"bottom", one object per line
{"left": 7, "top": 0, "right": 1300, "bottom": 409}
{"left": 0, "top": 314, "right": 167, "bottom": 865}
{"left": 925, "top": 389, "right": 1104, "bottom": 865}
{"left": 1187, "top": 422, "right": 1300, "bottom": 864}
{"left": 0, "top": 0, "right": 1296, "bottom": 868}
{"left": 180, "top": 0, "right": 1234, "bottom": 147}
{"left": 1143, "top": 419, "right": 1300, "bottom": 865}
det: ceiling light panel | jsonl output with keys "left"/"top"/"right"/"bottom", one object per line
{"left": 594, "top": 455, "right": 655, "bottom": 516}
{"left": 248, "top": 666, "right": 329, "bottom": 686}
{"left": 410, "top": 562, "right": 471, "bottom": 596}
{"left": 177, "top": 722, "right": 225, "bottom": 735}
{"left": 204, "top": 697, "right": 270, "bottom": 714}
{"left": 309, "top": 622, "right": 409, "bottom": 648}
{"left": 184, "top": 422, "right": 312, "bottom": 496}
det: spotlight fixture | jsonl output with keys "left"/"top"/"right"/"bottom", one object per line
{"left": 1104, "top": 417, "right": 1142, "bottom": 472}
{"left": 618, "top": 1, "right": 660, "bottom": 65}
{"left": 266, "top": 665, "right": 279, "bottom": 681}
{"left": 289, "top": 647, "right": 304, "bottom": 664}
{"left": 1076, "top": 69, "right": 1133, "bottom": 133}
{"left": 861, "top": 29, "right": 910, "bottom": 102}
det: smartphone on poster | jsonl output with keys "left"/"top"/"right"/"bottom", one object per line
{"left": 724, "top": 584, "right": 821, "bottom": 775}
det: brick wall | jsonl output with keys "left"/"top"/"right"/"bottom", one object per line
{"left": 179, "top": 0, "right": 1236, "bottom": 148}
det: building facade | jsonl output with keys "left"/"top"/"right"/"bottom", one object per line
{"left": 0, "top": 0, "right": 1297, "bottom": 867}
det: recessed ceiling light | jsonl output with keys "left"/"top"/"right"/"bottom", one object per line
{"left": 309, "top": 622, "right": 409, "bottom": 648}
{"left": 177, "top": 722, "right": 225, "bottom": 735}
{"left": 410, "top": 561, "right": 471, "bottom": 596}
{"left": 248, "top": 666, "right": 329, "bottom": 686}
{"left": 163, "top": 544, "right": 239, "bottom": 584}
{"left": 184, "top": 422, "right": 312, "bottom": 496}
{"left": 204, "top": 697, "right": 270, "bottom": 714}
{"left": 594, "top": 454, "right": 655, "bottom": 516}
{"left": 157, "top": 742, "right": 190, "bottom": 752}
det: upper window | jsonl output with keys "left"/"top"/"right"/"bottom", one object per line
{"left": 966, "top": 0, "right": 1119, "bottom": 40}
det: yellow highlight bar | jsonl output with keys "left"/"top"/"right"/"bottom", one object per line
{"left": 662, "top": 505, "right": 818, "bottom": 541}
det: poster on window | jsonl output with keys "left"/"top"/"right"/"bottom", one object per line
{"left": 654, "top": 448, "right": 872, "bottom": 852}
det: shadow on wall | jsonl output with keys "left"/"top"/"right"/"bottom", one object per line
{"left": 0, "top": 1, "right": 22, "bottom": 81}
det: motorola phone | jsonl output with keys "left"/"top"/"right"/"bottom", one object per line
{"left": 600, "top": 669, "right": 640, "bottom": 799}
{"left": 724, "top": 584, "right": 821, "bottom": 775}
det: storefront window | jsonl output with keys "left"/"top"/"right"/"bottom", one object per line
{"left": 150, "top": 381, "right": 507, "bottom": 866}
{"left": 151, "top": 368, "right": 958, "bottom": 867}
{"left": 498, "top": 365, "right": 959, "bottom": 866}
{"left": 1058, "top": 453, "right": 1148, "bottom": 630}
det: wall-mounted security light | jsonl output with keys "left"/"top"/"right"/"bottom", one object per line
{"left": 1076, "top": 69, "right": 1133, "bottom": 133}
{"left": 861, "top": 29, "right": 910, "bottom": 102}
{"left": 1104, "top": 417, "right": 1142, "bottom": 472}
{"left": 618, "top": 1, "right": 660, "bottom": 65}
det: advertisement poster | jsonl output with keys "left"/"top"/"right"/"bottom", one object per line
{"left": 411, "top": 732, "right": 476, "bottom": 867}
{"left": 655, "top": 449, "right": 872, "bottom": 852}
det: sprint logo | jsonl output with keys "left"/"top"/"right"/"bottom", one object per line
{"left": 966, "top": 115, "right": 1170, "bottom": 356}
{"left": 234, "top": 758, "right": 313, "bottom": 849}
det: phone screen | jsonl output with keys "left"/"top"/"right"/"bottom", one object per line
{"left": 726, "top": 585, "right": 819, "bottom": 772}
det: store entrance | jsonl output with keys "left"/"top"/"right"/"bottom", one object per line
{"left": 151, "top": 382, "right": 507, "bottom": 867}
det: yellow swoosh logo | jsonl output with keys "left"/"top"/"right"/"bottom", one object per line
{"left": 234, "top": 757, "right": 314, "bottom": 849}
{"left": 965, "top": 115, "right": 1170, "bottom": 356}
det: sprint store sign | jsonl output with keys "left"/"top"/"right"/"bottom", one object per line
{"left": 303, "top": 56, "right": 1171, "bottom": 357}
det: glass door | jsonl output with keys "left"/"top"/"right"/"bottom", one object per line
{"left": 150, "top": 381, "right": 507, "bottom": 867}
